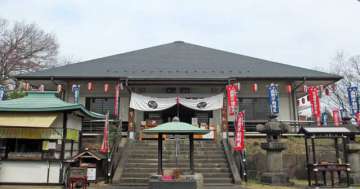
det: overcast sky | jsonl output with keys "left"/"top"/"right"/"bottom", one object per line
{"left": 1, "top": 0, "right": 359, "bottom": 70}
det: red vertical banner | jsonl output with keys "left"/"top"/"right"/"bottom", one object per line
{"left": 308, "top": 86, "right": 321, "bottom": 126}
{"left": 114, "top": 83, "right": 120, "bottom": 117}
{"left": 333, "top": 109, "right": 340, "bottom": 127}
{"left": 356, "top": 112, "right": 360, "bottom": 126}
{"left": 226, "top": 84, "right": 238, "bottom": 116}
{"left": 234, "top": 111, "right": 245, "bottom": 151}
{"left": 100, "top": 113, "right": 110, "bottom": 154}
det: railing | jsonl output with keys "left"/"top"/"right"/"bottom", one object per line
{"left": 228, "top": 120, "right": 315, "bottom": 133}
{"left": 82, "top": 119, "right": 122, "bottom": 134}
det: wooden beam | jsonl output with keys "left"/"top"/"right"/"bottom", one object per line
{"left": 158, "top": 133, "right": 163, "bottom": 175}
{"left": 189, "top": 134, "right": 194, "bottom": 174}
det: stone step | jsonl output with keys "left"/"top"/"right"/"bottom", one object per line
{"left": 204, "top": 177, "right": 234, "bottom": 183}
{"left": 130, "top": 149, "right": 224, "bottom": 153}
{"left": 123, "top": 167, "right": 231, "bottom": 173}
{"left": 125, "top": 162, "right": 229, "bottom": 168}
{"left": 113, "top": 182, "right": 148, "bottom": 187}
{"left": 130, "top": 147, "right": 222, "bottom": 151}
{"left": 114, "top": 140, "right": 233, "bottom": 185}
{"left": 128, "top": 154, "right": 225, "bottom": 159}
{"left": 127, "top": 158, "right": 228, "bottom": 164}
{"left": 118, "top": 177, "right": 148, "bottom": 184}
{"left": 122, "top": 172, "right": 232, "bottom": 178}
{"left": 118, "top": 177, "right": 234, "bottom": 185}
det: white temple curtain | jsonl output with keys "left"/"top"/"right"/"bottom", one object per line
{"left": 130, "top": 93, "right": 176, "bottom": 111}
{"left": 130, "top": 93, "right": 223, "bottom": 112}
{"left": 178, "top": 94, "right": 223, "bottom": 111}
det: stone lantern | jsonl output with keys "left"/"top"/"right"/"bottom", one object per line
{"left": 256, "top": 115, "right": 291, "bottom": 185}
{"left": 341, "top": 113, "right": 360, "bottom": 185}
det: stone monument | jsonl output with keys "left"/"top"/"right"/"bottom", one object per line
{"left": 342, "top": 113, "right": 360, "bottom": 185}
{"left": 256, "top": 115, "right": 291, "bottom": 185}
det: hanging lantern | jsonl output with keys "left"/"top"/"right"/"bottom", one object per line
{"left": 87, "top": 82, "right": 93, "bottom": 91}
{"left": 235, "top": 82, "right": 241, "bottom": 91}
{"left": 57, "top": 84, "right": 62, "bottom": 93}
{"left": 24, "top": 82, "right": 30, "bottom": 91}
{"left": 303, "top": 85, "right": 308, "bottom": 93}
{"left": 104, "top": 83, "right": 109, "bottom": 93}
{"left": 325, "top": 88, "right": 330, "bottom": 96}
{"left": 39, "top": 84, "right": 45, "bottom": 92}
{"left": 119, "top": 82, "right": 124, "bottom": 90}
{"left": 252, "top": 83, "right": 258, "bottom": 93}
{"left": 287, "top": 84, "right": 292, "bottom": 94}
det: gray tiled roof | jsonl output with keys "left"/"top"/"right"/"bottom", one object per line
{"left": 17, "top": 41, "right": 341, "bottom": 81}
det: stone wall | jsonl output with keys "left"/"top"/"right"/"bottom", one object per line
{"left": 231, "top": 137, "right": 343, "bottom": 180}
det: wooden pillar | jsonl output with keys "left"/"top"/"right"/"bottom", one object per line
{"left": 311, "top": 136, "right": 318, "bottom": 185}
{"left": 158, "top": 133, "right": 163, "bottom": 175}
{"left": 304, "top": 137, "right": 311, "bottom": 186}
{"left": 70, "top": 140, "right": 74, "bottom": 157}
{"left": 189, "top": 134, "right": 194, "bottom": 174}
{"left": 59, "top": 112, "right": 68, "bottom": 183}
{"left": 128, "top": 108, "right": 135, "bottom": 139}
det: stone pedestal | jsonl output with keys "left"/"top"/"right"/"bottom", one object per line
{"left": 260, "top": 141, "right": 290, "bottom": 185}
{"left": 347, "top": 142, "right": 360, "bottom": 185}
{"left": 256, "top": 117, "right": 291, "bottom": 185}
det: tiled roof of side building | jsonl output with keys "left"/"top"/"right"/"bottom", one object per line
{"left": 16, "top": 41, "right": 341, "bottom": 81}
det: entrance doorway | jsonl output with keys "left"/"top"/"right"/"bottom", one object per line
{"left": 147, "top": 105, "right": 213, "bottom": 125}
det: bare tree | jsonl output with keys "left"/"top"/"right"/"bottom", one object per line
{"left": 0, "top": 18, "right": 58, "bottom": 80}
{"left": 327, "top": 51, "right": 360, "bottom": 112}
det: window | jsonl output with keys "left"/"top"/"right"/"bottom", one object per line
{"left": 238, "top": 98, "right": 270, "bottom": 120}
{"left": 6, "top": 139, "right": 42, "bottom": 153}
{"left": 180, "top": 87, "right": 190, "bottom": 94}
{"left": 86, "top": 97, "right": 115, "bottom": 117}
{"left": 166, "top": 87, "right": 177, "bottom": 93}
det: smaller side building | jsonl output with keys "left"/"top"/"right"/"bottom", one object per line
{"left": 0, "top": 91, "right": 103, "bottom": 184}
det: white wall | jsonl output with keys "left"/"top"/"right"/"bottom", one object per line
{"left": 0, "top": 161, "right": 61, "bottom": 183}
{"left": 51, "top": 113, "right": 82, "bottom": 130}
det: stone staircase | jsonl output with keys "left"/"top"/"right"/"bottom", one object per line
{"left": 113, "top": 139, "right": 234, "bottom": 187}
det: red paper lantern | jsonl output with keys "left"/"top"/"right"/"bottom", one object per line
{"left": 87, "top": 82, "right": 93, "bottom": 91}
{"left": 287, "top": 84, "right": 292, "bottom": 94}
{"left": 24, "top": 82, "right": 30, "bottom": 91}
{"left": 104, "top": 83, "right": 109, "bottom": 93}
{"left": 252, "top": 83, "right": 258, "bottom": 93}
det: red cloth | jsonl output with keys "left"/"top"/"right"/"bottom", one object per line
{"left": 100, "top": 113, "right": 110, "bottom": 154}
{"left": 234, "top": 111, "right": 245, "bottom": 151}
{"left": 114, "top": 83, "right": 120, "bottom": 116}
{"left": 333, "top": 109, "right": 340, "bottom": 127}
{"left": 308, "top": 86, "right": 321, "bottom": 126}
{"left": 226, "top": 84, "right": 238, "bottom": 116}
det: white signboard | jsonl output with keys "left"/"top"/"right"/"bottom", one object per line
{"left": 87, "top": 168, "right": 96, "bottom": 181}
